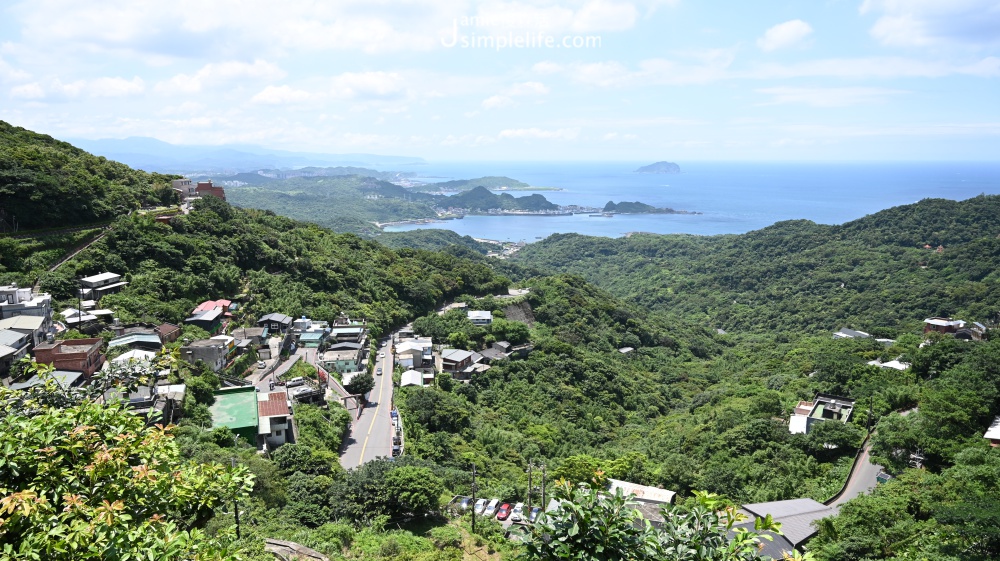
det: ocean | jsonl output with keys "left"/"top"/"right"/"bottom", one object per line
{"left": 382, "top": 161, "right": 1000, "bottom": 242}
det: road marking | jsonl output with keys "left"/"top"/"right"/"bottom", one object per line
{"left": 356, "top": 352, "right": 390, "bottom": 466}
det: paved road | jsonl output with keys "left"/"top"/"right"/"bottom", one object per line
{"left": 830, "top": 408, "right": 916, "bottom": 507}
{"left": 831, "top": 442, "right": 882, "bottom": 506}
{"left": 340, "top": 340, "right": 395, "bottom": 469}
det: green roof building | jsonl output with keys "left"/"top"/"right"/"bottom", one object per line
{"left": 210, "top": 386, "right": 259, "bottom": 445}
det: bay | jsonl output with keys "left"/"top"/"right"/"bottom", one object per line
{"left": 382, "top": 161, "right": 1000, "bottom": 241}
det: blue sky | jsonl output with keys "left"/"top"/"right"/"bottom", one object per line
{"left": 0, "top": 0, "right": 998, "bottom": 161}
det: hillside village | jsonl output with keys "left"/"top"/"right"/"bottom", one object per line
{"left": 2, "top": 201, "right": 997, "bottom": 559}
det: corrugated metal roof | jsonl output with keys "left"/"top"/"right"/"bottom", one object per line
{"left": 741, "top": 498, "right": 836, "bottom": 546}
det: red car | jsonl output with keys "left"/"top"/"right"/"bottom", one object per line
{"left": 496, "top": 503, "right": 512, "bottom": 521}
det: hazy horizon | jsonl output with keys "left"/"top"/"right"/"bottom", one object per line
{"left": 1, "top": 1, "right": 998, "bottom": 162}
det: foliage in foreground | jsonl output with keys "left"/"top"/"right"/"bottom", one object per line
{"left": 522, "top": 481, "right": 795, "bottom": 561}
{"left": 0, "top": 394, "right": 253, "bottom": 560}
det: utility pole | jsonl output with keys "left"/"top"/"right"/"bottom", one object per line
{"left": 527, "top": 463, "right": 533, "bottom": 514}
{"left": 866, "top": 395, "right": 873, "bottom": 435}
{"left": 471, "top": 463, "right": 477, "bottom": 535}
{"left": 540, "top": 464, "right": 547, "bottom": 511}
{"left": 231, "top": 457, "right": 241, "bottom": 539}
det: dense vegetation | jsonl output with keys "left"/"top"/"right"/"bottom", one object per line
{"left": 412, "top": 176, "right": 530, "bottom": 193}
{"left": 0, "top": 121, "right": 179, "bottom": 231}
{"left": 376, "top": 229, "right": 491, "bottom": 254}
{"left": 513, "top": 195, "right": 1000, "bottom": 334}
{"left": 29, "top": 195, "right": 508, "bottom": 332}
{"left": 3, "top": 125, "right": 999, "bottom": 560}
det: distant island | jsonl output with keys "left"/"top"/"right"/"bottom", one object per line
{"left": 635, "top": 161, "right": 680, "bottom": 174}
{"left": 407, "top": 176, "right": 560, "bottom": 193}
{"left": 603, "top": 200, "right": 700, "bottom": 215}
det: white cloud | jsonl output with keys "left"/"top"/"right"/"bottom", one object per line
{"left": 155, "top": 59, "right": 284, "bottom": 94}
{"left": 860, "top": 0, "right": 1000, "bottom": 47}
{"left": 251, "top": 85, "right": 314, "bottom": 105}
{"left": 10, "top": 82, "right": 45, "bottom": 99}
{"left": 756, "top": 86, "right": 906, "bottom": 107}
{"left": 498, "top": 127, "right": 580, "bottom": 140}
{"left": 572, "top": 0, "right": 639, "bottom": 32}
{"left": 481, "top": 81, "right": 550, "bottom": 109}
{"left": 0, "top": 56, "right": 30, "bottom": 82}
{"left": 751, "top": 55, "right": 1000, "bottom": 79}
{"left": 329, "top": 71, "right": 406, "bottom": 100}
{"left": 561, "top": 49, "right": 736, "bottom": 87}
{"left": 10, "top": 76, "right": 144, "bottom": 100}
{"left": 757, "top": 19, "right": 814, "bottom": 52}
{"left": 482, "top": 95, "right": 514, "bottom": 109}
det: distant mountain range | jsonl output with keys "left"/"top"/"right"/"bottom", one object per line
{"left": 67, "top": 136, "right": 426, "bottom": 174}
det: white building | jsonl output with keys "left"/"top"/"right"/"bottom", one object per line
{"left": 468, "top": 310, "right": 493, "bottom": 326}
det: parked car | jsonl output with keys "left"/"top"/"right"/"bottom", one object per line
{"left": 376, "top": 367, "right": 383, "bottom": 376}
{"left": 391, "top": 445, "right": 401, "bottom": 457}
{"left": 378, "top": 352, "right": 385, "bottom": 359}
{"left": 483, "top": 499, "right": 500, "bottom": 517}
{"left": 473, "top": 498, "right": 487, "bottom": 515}
{"left": 510, "top": 502, "right": 524, "bottom": 522}
{"left": 496, "top": 503, "right": 512, "bottom": 521}
{"left": 528, "top": 506, "right": 542, "bottom": 524}
{"left": 285, "top": 377, "right": 306, "bottom": 388}
{"left": 458, "top": 497, "right": 473, "bottom": 511}
{"left": 257, "top": 361, "right": 266, "bottom": 369}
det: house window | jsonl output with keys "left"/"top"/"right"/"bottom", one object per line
{"left": 275, "top": 430, "right": 282, "bottom": 436}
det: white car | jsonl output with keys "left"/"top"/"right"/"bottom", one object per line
{"left": 483, "top": 498, "right": 500, "bottom": 517}
{"left": 473, "top": 498, "right": 487, "bottom": 515}
{"left": 378, "top": 351, "right": 385, "bottom": 359}
{"left": 510, "top": 502, "right": 525, "bottom": 522}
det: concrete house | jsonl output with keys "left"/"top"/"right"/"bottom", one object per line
{"left": 78, "top": 272, "right": 127, "bottom": 302}
{"left": 788, "top": 393, "right": 855, "bottom": 435}
{"left": 0, "top": 329, "right": 32, "bottom": 378}
{"left": 33, "top": 338, "right": 105, "bottom": 377}
{"left": 210, "top": 386, "right": 258, "bottom": 444}
{"left": 441, "top": 348, "right": 475, "bottom": 373}
{"left": 320, "top": 342, "right": 364, "bottom": 374}
{"left": 395, "top": 338, "right": 433, "bottom": 369}
{"left": 179, "top": 338, "right": 230, "bottom": 372}
{"left": 0, "top": 316, "right": 49, "bottom": 347}
{"left": 923, "top": 317, "right": 965, "bottom": 335}
{"left": 468, "top": 310, "right": 493, "bottom": 326}
{"left": 0, "top": 285, "right": 52, "bottom": 331}
{"left": 833, "top": 327, "right": 870, "bottom": 339}
{"left": 184, "top": 308, "right": 223, "bottom": 334}
{"left": 258, "top": 391, "right": 293, "bottom": 451}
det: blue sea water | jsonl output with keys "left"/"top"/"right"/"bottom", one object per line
{"left": 382, "top": 161, "right": 1000, "bottom": 242}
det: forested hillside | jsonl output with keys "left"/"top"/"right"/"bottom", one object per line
{"left": 0, "top": 121, "right": 179, "bottom": 230}
{"left": 30, "top": 195, "right": 509, "bottom": 333}
{"left": 513, "top": 196, "right": 1000, "bottom": 334}
{"left": 2, "top": 125, "right": 998, "bottom": 561}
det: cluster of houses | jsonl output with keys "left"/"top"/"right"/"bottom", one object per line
{"left": 395, "top": 310, "right": 529, "bottom": 388}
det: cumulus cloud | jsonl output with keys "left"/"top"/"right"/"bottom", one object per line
{"left": 10, "top": 76, "right": 144, "bottom": 100}
{"left": 757, "top": 19, "right": 814, "bottom": 52}
{"left": 860, "top": 0, "right": 1000, "bottom": 47}
{"left": 498, "top": 127, "right": 580, "bottom": 140}
{"left": 482, "top": 95, "right": 515, "bottom": 109}
{"left": 329, "top": 71, "right": 406, "bottom": 100}
{"left": 756, "top": 86, "right": 906, "bottom": 107}
{"left": 155, "top": 59, "right": 284, "bottom": 94}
